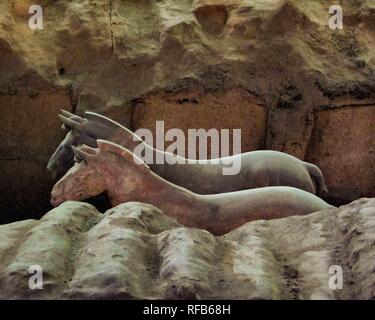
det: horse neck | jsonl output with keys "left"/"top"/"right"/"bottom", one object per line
{"left": 87, "top": 118, "right": 168, "bottom": 164}
{"left": 97, "top": 155, "right": 208, "bottom": 225}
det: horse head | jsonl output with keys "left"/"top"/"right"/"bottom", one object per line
{"left": 50, "top": 144, "right": 105, "bottom": 206}
{"left": 47, "top": 110, "right": 116, "bottom": 180}
{"left": 50, "top": 140, "right": 150, "bottom": 207}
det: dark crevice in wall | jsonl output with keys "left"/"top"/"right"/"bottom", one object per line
{"left": 109, "top": 0, "right": 114, "bottom": 55}
{"left": 320, "top": 102, "right": 375, "bottom": 110}
{"left": 69, "top": 84, "right": 77, "bottom": 114}
{"left": 0, "top": 158, "right": 22, "bottom": 161}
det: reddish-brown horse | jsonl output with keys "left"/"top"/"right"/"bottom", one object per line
{"left": 51, "top": 140, "right": 333, "bottom": 235}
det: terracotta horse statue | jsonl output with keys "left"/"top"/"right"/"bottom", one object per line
{"left": 47, "top": 110, "right": 328, "bottom": 197}
{"left": 50, "top": 140, "right": 334, "bottom": 235}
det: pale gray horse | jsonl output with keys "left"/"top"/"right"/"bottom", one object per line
{"left": 48, "top": 110, "right": 328, "bottom": 196}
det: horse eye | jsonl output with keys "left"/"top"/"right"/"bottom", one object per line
{"left": 61, "top": 124, "right": 70, "bottom": 131}
{"left": 74, "top": 155, "right": 82, "bottom": 163}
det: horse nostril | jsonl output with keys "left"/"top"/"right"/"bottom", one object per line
{"left": 51, "top": 189, "right": 58, "bottom": 200}
{"left": 77, "top": 191, "right": 85, "bottom": 198}
{"left": 50, "top": 197, "right": 57, "bottom": 206}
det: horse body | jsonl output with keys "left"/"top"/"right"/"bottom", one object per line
{"left": 48, "top": 111, "right": 328, "bottom": 196}
{"left": 205, "top": 187, "right": 330, "bottom": 235}
{"left": 51, "top": 141, "right": 334, "bottom": 235}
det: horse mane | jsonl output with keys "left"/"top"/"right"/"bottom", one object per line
{"left": 96, "top": 139, "right": 150, "bottom": 172}
{"left": 85, "top": 112, "right": 126, "bottom": 130}
{"left": 85, "top": 112, "right": 143, "bottom": 142}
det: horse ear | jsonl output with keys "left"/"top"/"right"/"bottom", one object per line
{"left": 58, "top": 115, "right": 85, "bottom": 134}
{"left": 71, "top": 145, "right": 97, "bottom": 163}
{"left": 79, "top": 145, "right": 98, "bottom": 156}
{"left": 59, "top": 115, "right": 80, "bottom": 127}
{"left": 60, "top": 109, "right": 85, "bottom": 123}
{"left": 96, "top": 140, "right": 150, "bottom": 173}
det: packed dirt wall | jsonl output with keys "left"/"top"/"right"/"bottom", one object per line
{"left": 0, "top": 0, "right": 374, "bottom": 223}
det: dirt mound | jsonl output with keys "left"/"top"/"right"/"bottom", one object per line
{"left": 0, "top": 199, "right": 374, "bottom": 299}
